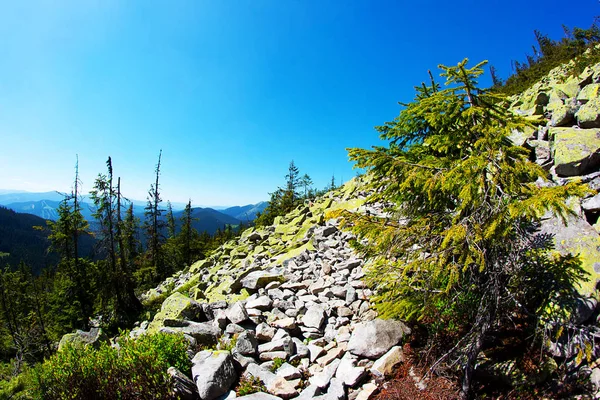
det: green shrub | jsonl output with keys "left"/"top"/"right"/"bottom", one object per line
{"left": 34, "top": 332, "right": 191, "bottom": 400}
{"left": 235, "top": 376, "right": 266, "bottom": 396}
{"left": 269, "top": 357, "right": 285, "bottom": 372}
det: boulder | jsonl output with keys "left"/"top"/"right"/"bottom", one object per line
{"left": 226, "top": 301, "right": 249, "bottom": 324}
{"left": 576, "top": 98, "right": 600, "bottom": 128}
{"left": 302, "top": 304, "right": 327, "bottom": 329}
{"left": 550, "top": 127, "right": 600, "bottom": 176}
{"left": 539, "top": 213, "right": 600, "bottom": 295}
{"left": 168, "top": 367, "right": 198, "bottom": 400}
{"left": 236, "top": 331, "right": 259, "bottom": 356}
{"left": 237, "top": 394, "right": 283, "bottom": 400}
{"left": 162, "top": 319, "right": 221, "bottom": 346}
{"left": 148, "top": 292, "right": 204, "bottom": 333}
{"left": 370, "top": 346, "right": 405, "bottom": 378}
{"left": 241, "top": 270, "right": 286, "bottom": 291}
{"left": 335, "top": 352, "right": 367, "bottom": 388}
{"left": 191, "top": 350, "right": 237, "bottom": 400}
{"left": 58, "top": 327, "right": 106, "bottom": 351}
{"left": 347, "top": 319, "right": 411, "bottom": 359}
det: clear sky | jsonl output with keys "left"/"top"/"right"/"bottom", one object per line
{"left": 1, "top": 1, "right": 598, "bottom": 206}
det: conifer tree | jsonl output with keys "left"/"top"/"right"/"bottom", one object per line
{"left": 336, "top": 59, "right": 589, "bottom": 398}
{"left": 144, "top": 150, "right": 166, "bottom": 283}
{"left": 48, "top": 158, "right": 93, "bottom": 330}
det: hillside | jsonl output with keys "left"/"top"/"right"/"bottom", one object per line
{"left": 10, "top": 58, "right": 600, "bottom": 400}
{"left": 220, "top": 202, "right": 268, "bottom": 222}
{"left": 128, "top": 59, "right": 600, "bottom": 399}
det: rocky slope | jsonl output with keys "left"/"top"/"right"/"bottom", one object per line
{"left": 66, "top": 59, "right": 600, "bottom": 399}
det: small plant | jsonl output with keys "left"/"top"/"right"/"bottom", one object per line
{"left": 236, "top": 376, "right": 266, "bottom": 396}
{"left": 33, "top": 332, "right": 191, "bottom": 400}
{"left": 270, "top": 357, "right": 285, "bottom": 372}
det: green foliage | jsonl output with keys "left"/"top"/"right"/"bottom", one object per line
{"left": 495, "top": 22, "right": 600, "bottom": 95}
{"left": 34, "top": 332, "right": 190, "bottom": 400}
{"left": 236, "top": 376, "right": 266, "bottom": 396}
{"left": 340, "top": 58, "right": 589, "bottom": 396}
{"left": 270, "top": 357, "right": 285, "bottom": 372}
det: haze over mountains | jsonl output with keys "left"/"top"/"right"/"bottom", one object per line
{"left": 0, "top": 190, "right": 267, "bottom": 235}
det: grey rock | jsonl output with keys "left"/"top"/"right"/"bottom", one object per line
{"left": 303, "top": 304, "right": 327, "bottom": 329}
{"left": 241, "top": 270, "right": 285, "bottom": 291}
{"left": 309, "top": 358, "right": 341, "bottom": 388}
{"left": 326, "top": 378, "right": 345, "bottom": 400}
{"left": 236, "top": 331, "right": 258, "bottom": 356}
{"left": 226, "top": 302, "right": 249, "bottom": 325}
{"left": 247, "top": 296, "right": 273, "bottom": 311}
{"left": 256, "top": 323, "right": 276, "bottom": 341}
{"left": 236, "top": 393, "right": 282, "bottom": 400}
{"left": 335, "top": 352, "right": 367, "bottom": 388}
{"left": 168, "top": 367, "right": 198, "bottom": 400}
{"left": 582, "top": 193, "right": 600, "bottom": 212}
{"left": 276, "top": 363, "right": 302, "bottom": 380}
{"left": 191, "top": 350, "right": 237, "bottom": 400}
{"left": 347, "top": 319, "right": 411, "bottom": 359}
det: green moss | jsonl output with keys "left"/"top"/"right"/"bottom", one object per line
{"left": 147, "top": 292, "right": 198, "bottom": 334}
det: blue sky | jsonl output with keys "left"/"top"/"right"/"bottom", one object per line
{"left": 1, "top": 1, "right": 598, "bottom": 206}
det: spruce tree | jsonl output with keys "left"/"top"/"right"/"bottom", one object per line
{"left": 337, "top": 59, "right": 589, "bottom": 398}
{"left": 143, "top": 150, "right": 166, "bottom": 283}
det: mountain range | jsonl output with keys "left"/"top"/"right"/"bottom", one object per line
{"left": 0, "top": 191, "right": 267, "bottom": 235}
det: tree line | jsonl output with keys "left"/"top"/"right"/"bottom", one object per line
{"left": 0, "top": 152, "right": 244, "bottom": 379}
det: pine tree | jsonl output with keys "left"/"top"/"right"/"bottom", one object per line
{"left": 336, "top": 59, "right": 589, "bottom": 398}
{"left": 48, "top": 158, "right": 93, "bottom": 330}
{"left": 300, "top": 174, "right": 313, "bottom": 199}
{"left": 143, "top": 150, "right": 166, "bottom": 283}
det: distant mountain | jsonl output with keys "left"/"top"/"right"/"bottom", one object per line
{"left": 0, "top": 206, "right": 96, "bottom": 274}
{"left": 172, "top": 207, "right": 242, "bottom": 234}
{"left": 5, "top": 199, "right": 146, "bottom": 224}
{"left": 0, "top": 191, "right": 65, "bottom": 205}
{"left": 220, "top": 202, "right": 268, "bottom": 221}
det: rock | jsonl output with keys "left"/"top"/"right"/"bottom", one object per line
{"left": 550, "top": 103, "right": 576, "bottom": 127}
{"left": 258, "top": 337, "right": 295, "bottom": 356}
{"left": 148, "top": 292, "right": 204, "bottom": 333}
{"left": 539, "top": 212, "right": 600, "bottom": 295}
{"left": 245, "top": 363, "right": 299, "bottom": 399}
{"left": 577, "top": 83, "right": 600, "bottom": 102}
{"left": 326, "top": 378, "right": 346, "bottom": 400}
{"left": 259, "top": 351, "right": 289, "bottom": 361}
{"left": 317, "top": 346, "right": 345, "bottom": 367}
{"left": 347, "top": 319, "right": 411, "bottom": 359}
{"left": 237, "top": 393, "right": 282, "bottom": 400}
{"left": 58, "top": 327, "right": 106, "bottom": 351}
{"left": 573, "top": 297, "right": 598, "bottom": 324}
{"left": 168, "top": 367, "right": 198, "bottom": 400}
{"left": 272, "top": 317, "right": 297, "bottom": 330}
{"left": 355, "top": 382, "right": 378, "bottom": 400}
{"left": 550, "top": 127, "right": 600, "bottom": 176}
{"left": 335, "top": 352, "right": 367, "bottom": 388}
{"left": 241, "top": 270, "right": 286, "bottom": 291}
{"left": 370, "top": 346, "right": 405, "bottom": 378}
{"left": 247, "top": 296, "right": 273, "bottom": 311}
{"left": 165, "top": 320, "right": 221, "bottom": 346}
{"left": 236, "top": 331, "right": 259, "bottom": 356}
{"left": 276, "top": 363, "right": 302, "bottom": 380}
{"left": 295, "top": 384, "right": 322, "bottom": 400}
{"left": 590, "top": 368, "right": 600, "bottom": 392}
{"left": 576, "top": 98, "right": 600, "bottom": 128}
{"left": 308, "top": 344, "right": 325, "bottom": 363}
{"left": 582, "top": 193, "right": 600, "bottom": 212}
{"left": 226, "top": 301, "right": 250, "bottom": 324}
{"left": 191, "top": 350, "right": 237, "bottom": 400}
{"left": 232, "top": 350, "right": 257, "bottom": 369}
{"left": 310, "top": 358, "right": 341, "bottom": 388}
{"left": 256, "top": 323, "right": 276, "bottom": 341}
{"left": 302, "top": 304, "right": 327, "bottom": 329}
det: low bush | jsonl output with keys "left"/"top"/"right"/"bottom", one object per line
{"left": 34, "top": 332, "right": 190, "bottom": 400}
